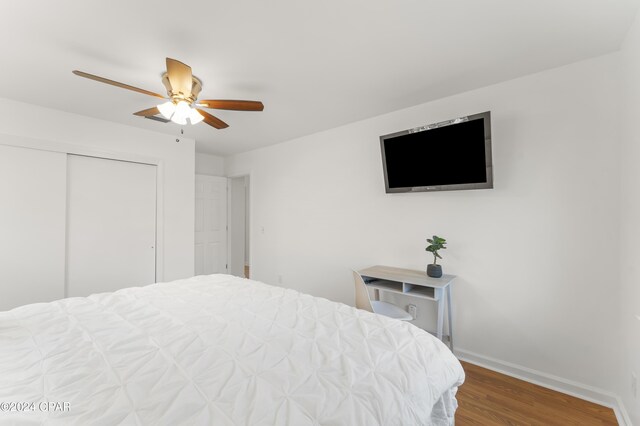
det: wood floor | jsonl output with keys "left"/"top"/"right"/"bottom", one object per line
{"left": 456, "top": 361, "right": 617, "bottom": 425}
{"left": 244, "top": 265, "right": 250, "bottom": 279}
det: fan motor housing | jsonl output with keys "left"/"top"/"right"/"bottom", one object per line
{"left": 161, "top": 72, "right": 202, "bottom": 104}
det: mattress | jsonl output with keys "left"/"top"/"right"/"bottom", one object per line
{"left": 0, "top": 274, "right": 465, "bottom": 425}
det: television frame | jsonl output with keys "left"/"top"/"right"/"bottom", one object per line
{"left": 380, "top": 111, "right": 493, "bottom": 193}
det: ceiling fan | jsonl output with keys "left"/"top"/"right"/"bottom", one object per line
{"left": 72, "top": 58, "right": 264, "bottom": 129}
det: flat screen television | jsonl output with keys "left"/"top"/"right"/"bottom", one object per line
{"left": 380, "top": 111, "right": 493, "bottom": 193}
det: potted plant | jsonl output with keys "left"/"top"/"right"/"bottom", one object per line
{"left": 425, "top": 235, "right": 447, "bottom": 278}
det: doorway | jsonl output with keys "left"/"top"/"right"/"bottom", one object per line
{"left": 228, "top": 175, "right": 250, "bottom": 278}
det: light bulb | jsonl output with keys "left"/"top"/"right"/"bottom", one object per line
{"left": 189, "top": 108, "right": 204, "bottom": 124}
{"left": 157, "top": 101, "right": 176, "bottom": 119}
{"left": 171, "top": 101, "right": 190, "bottom": 125}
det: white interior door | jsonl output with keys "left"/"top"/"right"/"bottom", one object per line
{"left": 195, "top": 175, "right": 227, "bottom": 275}
{"left": 66, "top": 155, "right": 157, "bottom": 297}
{"left": 0, "top": 144, "right": 67, "bottom": 310}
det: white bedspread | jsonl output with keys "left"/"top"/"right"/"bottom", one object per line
{"left": 0, "top": 274, "right": 464, "bottom": 425}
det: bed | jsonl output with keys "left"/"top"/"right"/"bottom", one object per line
{"left": 0, "top": 274, "right": 465, "bottom": 425}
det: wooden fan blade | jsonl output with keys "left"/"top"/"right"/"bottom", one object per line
{"left": 133, "top": 106, "right": 160, "bottom": 117}
{"left": 72, "top": 70, "right": 165, "bottom": 99}
{"left": 166, "top": 58, "right": 193, "bottom": 97}
{"left": 198, "top": 100, "right": 264, "bottom": 111}
{"left": 197, "top": 109, "right": 229, "bottom": 129}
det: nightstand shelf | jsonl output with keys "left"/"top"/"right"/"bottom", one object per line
{"left": 359, "top": 265, "right": 455, "bottom": 350}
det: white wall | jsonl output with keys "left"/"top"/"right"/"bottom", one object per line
{"left": 0, "top": 97, "right": 195, "bottom": 282}
{"left": 226, "top": 53, "right": 622, "bottom": 395}
{"left": 619, "top": 10, "right": 640, "bottom": 424}
{"left": 195, "top": 152, "right": 225, "bottom": 176}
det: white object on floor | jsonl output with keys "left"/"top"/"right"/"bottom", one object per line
{"left": 371, "top": 300, "right": 414, "bottom": 320}
{"left": 0, "top": 274, "right": 464, "bottom": 426}
{"left": 353, "top": 270, "right": 413, "bottom": 321}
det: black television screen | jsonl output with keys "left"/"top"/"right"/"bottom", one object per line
{"left": 380, "top": 111, "right": 493, "bottom": 193}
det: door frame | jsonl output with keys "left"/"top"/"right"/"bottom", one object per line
{"left": 0, "top": 134, "right": 166, "bottom": 283}
{"left": 227, "top": 171, "right": 252, "bottom": 278}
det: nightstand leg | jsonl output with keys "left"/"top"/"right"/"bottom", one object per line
{"left": 436, "top": 295, "right": 444, "bottom": 341}
{"left": 446, "top": 285, "right": 453, "bottom": 352}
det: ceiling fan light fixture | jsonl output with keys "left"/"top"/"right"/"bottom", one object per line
{"left": 189, "top": 108, "right": 204, "bottom": 124}
{"left": 73, "top": 58, "right": 262, "bottom": 131}
{"left": 157, "top": 101, "right": 176, "bottom": 119}
{"left": 171, "top": 101, "right": 190, "bottom": 125}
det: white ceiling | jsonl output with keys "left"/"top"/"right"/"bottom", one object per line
{"left": 0, "top": 0, "right": 637, "bottom": 155}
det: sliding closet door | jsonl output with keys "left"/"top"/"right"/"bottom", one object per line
{"left": 0, "top": 144, "right": 67, "bottom": 310}
{"left": 66, "top": 155, "right": 157, "bottom": 297}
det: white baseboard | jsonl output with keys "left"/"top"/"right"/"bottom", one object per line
{"left": 616, "top": 400, "right": 633, "bottom": 426}
{"left": 455, "top": 348, "right": 631, "bottom": 426}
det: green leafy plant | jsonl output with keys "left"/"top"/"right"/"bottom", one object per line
{"left": 425, "top": 235, "right": 447, "bottom": 265}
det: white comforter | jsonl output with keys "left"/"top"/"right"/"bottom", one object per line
{"left": 0, "top": 274, "right": 464, "bottom": 425}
